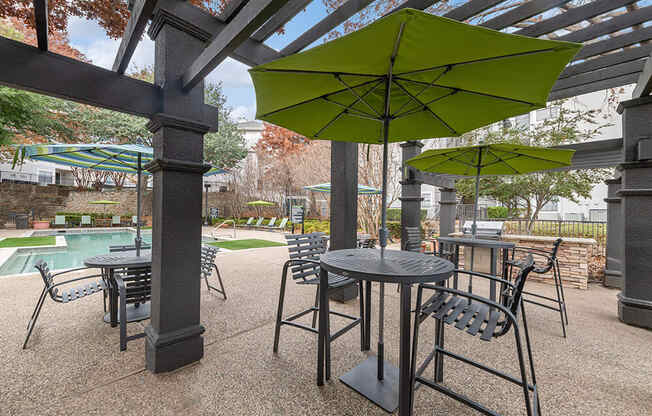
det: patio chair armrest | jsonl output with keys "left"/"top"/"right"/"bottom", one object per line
{"left": 49, "top": 273, "right": 105, "bottom": 289}
{"left": 512, "top": 246, "right": 552, "bottom": 257}
{"left": 450, "top": 269, "right": 516, "bottom": 289}
{"left": 417, "top": 285, "right": 518, "bottom": 325}
{"left": 283, "top": 258, "right": 320, "bottom": 268}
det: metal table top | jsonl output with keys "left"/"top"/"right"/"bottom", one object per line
{"left": 437, "top": 236, "right": 515, "bottom": 249}
{"left": 320, "top": 248, "right": 454, "bottom": 284}
{"left": 84, "top": 250, "right": 152, "bottom": 269}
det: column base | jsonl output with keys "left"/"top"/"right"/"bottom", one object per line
{"left": 618, "top": 293, "right": 652, "bottom": 330}
{"left": 145, "top": 324, "right": 205, "bottom": 373}
{"left": 603, "top": 270, "right": 622, "bottom": 289}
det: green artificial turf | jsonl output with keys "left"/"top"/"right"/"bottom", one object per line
{"left": 0, "top": 236, "right": 56, "bottom": 248}
{"left": 207, "top": 239, "right": 286, "bottom": 250}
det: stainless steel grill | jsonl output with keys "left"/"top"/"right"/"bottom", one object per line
{"left": 462, "top": 221, "right": 504, "bottom": 239}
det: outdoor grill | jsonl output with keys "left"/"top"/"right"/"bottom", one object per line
{"left": 462, "top": 221, "right": 505, "bottom": 240}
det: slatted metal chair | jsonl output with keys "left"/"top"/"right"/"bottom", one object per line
{"left": 410, "top": 256, "right": 540, "bottom": 416}
{"left": 403, "top": 226, "right": 423, "bottom": 252}
{"left": 23, "top": 261, "right": 107, "bottom": 349}
{"left": 114, "top": 266, "right": 151, "bottom": 351}
{"left": 108, "top": 244, "right": 152, "bottom": 252}
{"left": 201, "top": 246, "right": 227, "bottom": 299}
{"left": 274, "top": 232, "right": 365, "bottom": 377}
{"left": 507, "top": 238, "right": 568, "bottom": 337}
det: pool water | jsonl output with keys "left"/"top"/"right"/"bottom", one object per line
{"left": 0, "top": 231, "right": 153, "bottom": 276}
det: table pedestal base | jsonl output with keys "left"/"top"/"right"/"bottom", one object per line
{"left": 339, "top": 356, "right": 399, "bottom": 413}
{"left": 103, "top": 302, "right": 151, "bottom": 323}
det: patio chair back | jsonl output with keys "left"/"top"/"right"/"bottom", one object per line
{"left": 35, "top": 261, "right": 59, "bottom": 300}
{"left": 245, "top": 217, "right": 254, "bottom": 225}
{"left": 81, "top": 215, "right": 92, "bottom": 226}
{"left": 114, "top": 266, "right": 152, "bottom": 306}
{"left": 496, "top": 255, "right": 535, "bottom": 337}
{"left": 276, "top": 217, "right": 288, "bottom": 230}
{"left": 55, "top": 215, "right": 65, "bottom": 226}
{"left": 112, "top": 215, "right": 121, "bottom": 225}
{"left": 254, "top": 217, "right": 264, "bottom": 227}
{"left": 201, "top": 246, "right": 218, "bottom": 280}
{"left": 132, "top": 216, "right": 138, "bottom": 225}
{"left": 267, "top": 217, "right": 277, "bottom": 227}
{"left": 403, "top": 226, "right": 422, "bottom": 252}
{"left": 284, "top": 232, "right": 327, "bottom": 282}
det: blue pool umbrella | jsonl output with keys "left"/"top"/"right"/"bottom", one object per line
{"left": 304, "top": 182, "right": 381, "bottom": 195}
{"left": 14, "top": 143, "right": 227, "bottom": 255}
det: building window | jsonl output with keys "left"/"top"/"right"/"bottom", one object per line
{"left": 514, "top": 113, "right": 530, "bottom": 130}
{"left": 37, "top": 170, "right": 53, "bottom": 186}
{"left": 541, "top": 199, "right": 559, "bottom": 212}
{"left": 421, "top": 192, "right": 432, "bottom": 208}
{"left": 535, "top": 106, "right": 560, "bottom": 122}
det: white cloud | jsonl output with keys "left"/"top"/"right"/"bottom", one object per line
{"left": 231, "top": 105, "right": 256, "bottom": 121}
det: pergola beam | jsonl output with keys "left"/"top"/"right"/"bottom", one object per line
{"left": 218, "top": 0, "right": 249, "bottom": 23}
{"left": 558, "top": 5, "right": 652, "bottom": 43}
{"left": 574, "top": 26, "right": 652, "bottom": 61}
{"left": 553, "top": 60, "right": 645, "bottom": 92}
{"left": 112, "top": 0, "right": 159, "bottom": 74}
{"left": 387, "top": 0, "right": 441, "bottom": 14}
{"left": 280, "top": 0, "right": 375, "bottom": 55}
{"left": 481, "top": 0, "right": 572, "bottom": 31}
{"left": 33, "top": 0, "right": 48, "bottom": 51}
{"left": 515, "top": 0, "right": 639, "bottom": 38}
{"left": 182, "top": 0, "right": 289, "bottom": 91}
{"left": 443, "top": 0, "right": 505, "bottom": 21}
{"left": 560, "top": 45, "right": 652, "bottom": 79}
{"left": 252, "top": 0, "right": 313, "bottom": 42}
{"left": 549, "top": 72, "right": 640, "bottom": 101}
{"left": 632, "top": 53, "right": 652, "bottom": 98}
{"left": 552, "top": 138, "right": 624, "bottom": 170}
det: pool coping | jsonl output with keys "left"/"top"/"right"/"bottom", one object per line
{"left": 0, "top": 236, "right": 68, "bottom": 277}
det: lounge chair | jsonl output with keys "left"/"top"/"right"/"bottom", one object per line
{"left": 258, "top": 217, "right": 276, "bottom": 230}
{"left": 251, "top": 217, "right": 264, "bottom": 229}
{"left": 268, "top": 217, "right": 288, "bottom": 232}
{"left": 112, "top": 216, "right": 121, "bottom": 227}
{"left": 54, "top": 215, "right": 66, "bottom": 228}
{"left": 81, "top": 215, "right": 92, "bottom": 227}
{"left": 201, "top": 246, "right": 227, "bottom": 299}
{"left": 243, "top": 217, "right": 255, "bottom": 227}
{"left": 23, "top": 261, "right": 107, "bottom": 349}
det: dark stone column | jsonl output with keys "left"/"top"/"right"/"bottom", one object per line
{"left": 604, "top": 176, "right": 623, "bottom": 289}
{"left": 144, "top": 13, "right": 212, "bottom": 372}
{"left": 439, "top": 187, "right": 457, "bottom": 238}
{"left": 329, "top": 141, "right": 358, "bottom": 301}
{"left": 616, "top": 96, "right": 652, "bottom": 330}
{"left": 400, "top": 141, "right": 423, "bottom": 249}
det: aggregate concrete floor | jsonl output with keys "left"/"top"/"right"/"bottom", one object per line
{"left": 0, "top": 230, "right": 650, "bottom": 415}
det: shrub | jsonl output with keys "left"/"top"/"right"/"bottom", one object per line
{"left": 487, "top": 206, "right": 509, "bottom": 218}
{"left": 387, "top": 208, "right": 428, "bottom": 221}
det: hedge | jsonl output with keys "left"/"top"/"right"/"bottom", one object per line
{"left": 487, "top": 206, "right": 509, "bottom": 218}
{"left": 386, "top": 208, "right": 428, "bottom": 222}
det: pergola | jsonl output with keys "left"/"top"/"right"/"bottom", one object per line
{"left": 1, "top": 0, "right": 651, "bottom": 373}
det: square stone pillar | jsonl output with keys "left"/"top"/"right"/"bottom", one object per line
{"left": 603, "top": 177, "right": 623, "bottom": 288}
{"left": 329, "top": 141, "right": 358, "bottom": 302}
{"left": 143, "top": 12, "right": 212, "bottom": 372}
{"left": 616, "top": 96, "right": 652, "bottom": 329}
{"left": 400, "top": 141, "right": 423, "bottom": 249}
{"left": 438, "top": 187, "right": 457, "bottom": 238}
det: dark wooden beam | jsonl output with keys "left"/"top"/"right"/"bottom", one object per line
{"left": 280, "top": 0, "right": 374, "bottom": 55}
{"left": 443, "top": 0, "right": 505, "bottom": 21}
{"left": 552, "top": 138, "right": 624, "bottom": 170}
{"left": 113, "top": 0, "right": 158, "bottom": 74}
{"left": 549, "top": 73, "right": 639, "bottom": 101}
{"left": 561, "top": 45, "right": 652, "bottom": 79}
{"left": 481, "top": 0, "right": 572, "bottom": 31}
{"left": 1, "top": 36, "right": 159, "bottom": 117}
{"left": 182, "top": 0, "right": 289, "bottom": 91}
{"left": 515, "top": 0, "right": 638, "bottom": 38}
{"left": 252, "top": 0, "right": 313, "bottom": 42}
{"left": 218, "top": 0, "right": 249, "bottom": 23}
{"left": 558, "top": 5, "right": 652, "bottom": 43}
{"left": 33, "top": 0, "right": 48, "bottom": 51}
{"left": 575, "top": 26, "right": 652, "bottom": 61}
{"left": 632, "top": 53, "right": 652, "bottom": 98}
{"left": 553, "top": 60, "right": 644, "bottom": 91}
{"left": 386, "top": 0, "right": 440, "bottom": 14}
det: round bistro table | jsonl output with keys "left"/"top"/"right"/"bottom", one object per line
{"left": 84, "top": 251, "right": 152, "bottom": 326}
{"left": 319, "top": 248, "right": 454, "bottom": 416}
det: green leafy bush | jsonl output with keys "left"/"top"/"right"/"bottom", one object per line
{"left": 387, "top": 208, "right": 428, "bottom": 222}
{"left": 487, "top": 206, "right": 509, "bottom": 218}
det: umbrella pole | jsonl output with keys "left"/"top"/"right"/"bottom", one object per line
{"left": 136, "top": 154, "right": 142, "bottom": 257}
{"left": 470, "top": 150, "right": 483, "bottom": 294}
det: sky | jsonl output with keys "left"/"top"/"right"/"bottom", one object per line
{"left": 66, "top": 1, "right": 332, "bottom": 122}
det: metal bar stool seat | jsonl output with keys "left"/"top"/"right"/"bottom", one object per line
{"left": 410, "top": 256, "right": 541, "bottom": 416}
{"left": 274, "top": 232, "right": 365, "bottom": 380}
{"left": 506, "top": 238, "right": 568, "bottom": 337}
{"left": 23, "top": 261, "right": 106, "bottom": 349}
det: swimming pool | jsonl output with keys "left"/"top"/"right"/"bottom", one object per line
{"left": 0, "top": 231, "right": 153, "bottom": 276}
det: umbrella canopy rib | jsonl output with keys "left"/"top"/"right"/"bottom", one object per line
{"left": 392, "top": 78, "right": 458, "bottom": 135}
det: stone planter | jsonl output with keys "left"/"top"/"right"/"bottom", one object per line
{"left": 33, "top": 220, "right": 50, "bottom": 229}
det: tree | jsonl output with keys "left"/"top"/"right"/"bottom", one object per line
{"left": 455, "top": 102, "right": 611, "bottom": 231}
{"left": 203, "top": 82, "right": 248, "bottom": 170}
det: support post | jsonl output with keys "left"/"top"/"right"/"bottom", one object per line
{"left": 400, "top": 141, "right": 423, "bottom": 249}
{"left": 144, "top": 13, "right": 212, "bottom": 372}
{"left": 604, "top": 176, "right": 623, "bottom": 288}
{"left": 615, "top": 96, "right": 652, "bottom": 329}
{"left": 329, "top": 141, "right": 358, "bottom": 302}
{"left": 439, "top": 187, "right": 457, "bottom": 238}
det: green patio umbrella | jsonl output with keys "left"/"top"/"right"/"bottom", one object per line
{"left": 88, "top": 200, "right": 120, "bottom": 214}
{"left": 406, "top": 142, "right": 575, "bottom": 238}
{"left": 14, "top": 144, "right": 227, "bottom": 256}
{"left": 249, "top": 8, "right": 580, "bottom": 402}
{"left": 246, "top": 200, "right": 276, "bottom": 206}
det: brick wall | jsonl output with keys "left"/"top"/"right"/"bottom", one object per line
{"left": 451, "top": 233, "right": 596, "bottom": 290}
